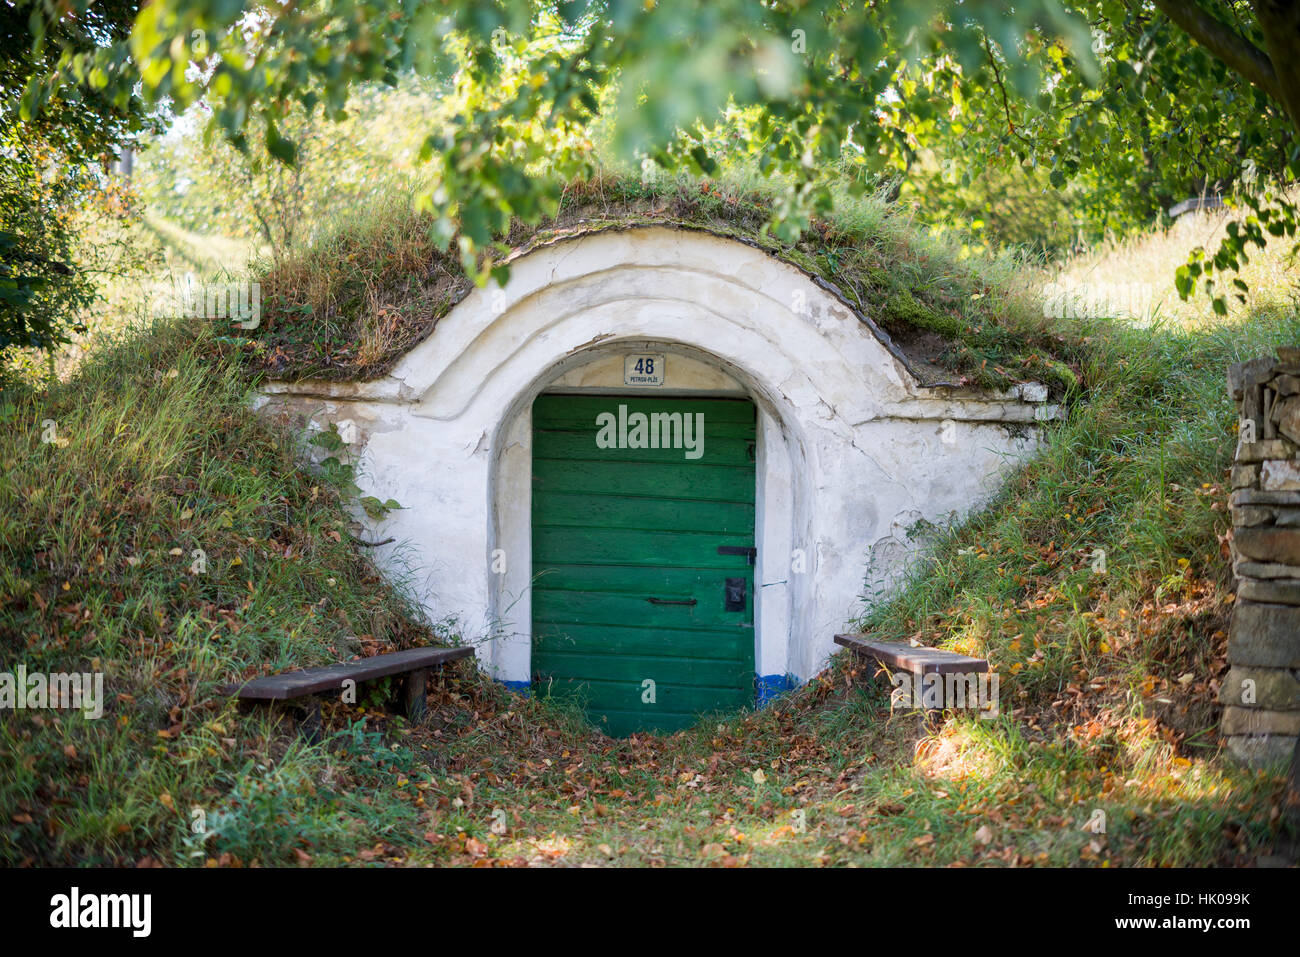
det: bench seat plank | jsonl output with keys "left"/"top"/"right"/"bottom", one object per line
{"left": 222, "top": 646, "right": 473, "bottom": 701}
{"left": 834, "top": 634, "right": 987, "bottom": 675}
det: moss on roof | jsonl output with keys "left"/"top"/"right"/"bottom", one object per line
{"left": 240, "top": 172, "right": 1088, "bottom": 397}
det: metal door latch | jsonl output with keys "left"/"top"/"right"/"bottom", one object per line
{"left": 717, "top": 545, "right": 757, "bottom": 565}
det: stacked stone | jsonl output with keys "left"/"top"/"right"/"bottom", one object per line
{"left": 1223, "top": 348, "right": 1300, "bottom": 765}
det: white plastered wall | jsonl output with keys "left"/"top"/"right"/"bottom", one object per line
{"left": 255, "top": 226, "right": 1059, "bottom": 688}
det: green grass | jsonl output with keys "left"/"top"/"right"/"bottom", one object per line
{"left": 2, "top": 193, "right": 1298, "bottom": 867}
{"left": 0, "top": 321, "right": 463, "bottom": 865}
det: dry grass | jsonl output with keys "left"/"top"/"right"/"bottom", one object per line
{"left": 1048, "top": 197, "right": 1299, "bottom": 330}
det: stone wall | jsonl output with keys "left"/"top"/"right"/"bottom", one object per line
{"left": 1223, "top": 348, "right": 1300, "bottom": 764}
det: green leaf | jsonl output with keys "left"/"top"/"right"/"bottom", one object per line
{"left": 265, "top": 118, "right": 298, "bottom": 166}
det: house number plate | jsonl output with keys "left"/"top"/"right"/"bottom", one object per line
{"left": 624, "top": 354, "right": 666, "bottom": 386}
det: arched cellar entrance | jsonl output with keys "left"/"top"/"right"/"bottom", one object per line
{"left": 254, "top": 225, "right": 1058, "bottom": 736}
{"left": 493, "top": 341, "right": 808, "bottom": 735}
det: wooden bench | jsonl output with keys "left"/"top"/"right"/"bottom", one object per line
{"left": 834, "top": 634, "right": 990, "bottom": 715}
{"left": 221, "top": 646, "right": 474, "bottom": 742}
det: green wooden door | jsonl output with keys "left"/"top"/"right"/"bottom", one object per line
{"left": 531, "top": 394, "right": 757, "bottom": 736}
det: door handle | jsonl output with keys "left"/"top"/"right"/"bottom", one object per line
{"left": 725, "top": 577, "right": 746, "bottom": 612}
{"left": 646, "top": 597, "right": 697, "bottom": 606}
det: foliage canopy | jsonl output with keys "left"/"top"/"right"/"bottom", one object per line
{"left": 13, "top": 0, "right": 1300, "bottom": 322}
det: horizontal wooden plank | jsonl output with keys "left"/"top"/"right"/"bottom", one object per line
{"left": 221, "top": 646, "right": 474, "bottom": 701}
{"left": 534, "top": 676, "right": 754, "bottom": 713}
{"left": 533, "top": 394, "right": 757, "bottom": 425}
{"left": 534, "top": 651, "right": 752, "bottom": 687}
{"left": 534, "top": 431, "right": 755, "bottom": 466}
{"left": 534, "top": 526, "right": 754, "bottom": 568}
{"left": 533, "top": 587, "right": 751, "bottom": 631}
{"left": 533, "top": 492, "right": 754, "bottom": 535}
{"left": 535, "top": 419, "right": 756, "bottom": 443}
{"left": 833, "top": 634, "right": 988, "bottom": 674}
{"left": 533, "top": 459, "right": 755, "bottom": 502}
{"left": 532, "top": 563, "right": 749, "bottom": 595}
{"left": 533, "top": 620, "right": 752, "bottom": 659}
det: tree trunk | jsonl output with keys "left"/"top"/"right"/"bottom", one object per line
{"left": 1151, "top": 0, "right": 1299, "bottom": 138}
{"left": 1253, "top": 0, "right": 1300, "bottom": 137}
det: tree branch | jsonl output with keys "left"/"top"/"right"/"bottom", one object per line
{"left": 1149, "top": 0, "right": 1280, "bottom": 101}
{"left": 982, "top": 33, "right": 1035, "bottom": 150}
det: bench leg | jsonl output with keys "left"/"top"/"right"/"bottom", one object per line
{"left": 295, "top": 698, "right": 323, "bottom": 745}
{"left": 402, "top": 669, "right": 428, "bottom": 723}
{"left": 261, "top": 699, "right": 322, "bottom": 743}
{"left": 884, "top": 668, "right": 935, "bottom": 734}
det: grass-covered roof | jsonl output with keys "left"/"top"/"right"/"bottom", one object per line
{"left": 245, "top": 172, "right": 1088, "bottom": 397}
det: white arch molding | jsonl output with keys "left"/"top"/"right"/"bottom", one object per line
{"left": 255, "top": 226, "right": 1059, "bottom": 695}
